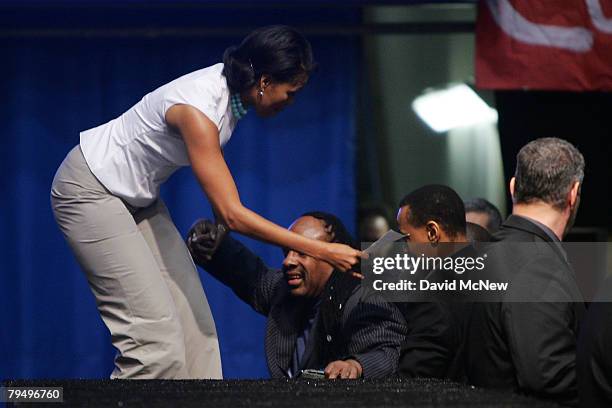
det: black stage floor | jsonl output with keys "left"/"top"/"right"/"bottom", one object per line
{"left": 2, "top": 378, "right": 560, "bottom": 407}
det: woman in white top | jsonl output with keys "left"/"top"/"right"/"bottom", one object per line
{"left": 50, "top": 26, "right": 362, "bottom": 379}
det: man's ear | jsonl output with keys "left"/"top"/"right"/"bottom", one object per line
{"left": 569, "top": 181, "right": 580, "bottom": 207}
{"left": 509, "top": 177, "right": 516, "bottom": 200}
{"left": 426, "top": 221, "right": 440, "bottom": 244}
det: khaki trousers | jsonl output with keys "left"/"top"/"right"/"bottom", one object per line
{"left": 51, "top": 146, "right": 222, "bottom": 379}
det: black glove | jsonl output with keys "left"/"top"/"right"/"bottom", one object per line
{"left": 186, "top": 219, "right": 228, "bottom": 265}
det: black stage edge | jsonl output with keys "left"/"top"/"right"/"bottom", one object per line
{"left": 2, "top": 378, "right": 560, "bottom": 407}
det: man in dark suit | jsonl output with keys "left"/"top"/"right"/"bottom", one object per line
{"left": 577, "top": 277, "right": 612, "bottom": 408}
{"left": 465, "top": 137, "right": 586, "bottom": 406}
{"left": 187, "top": 211, "right": 406, "bottom": 379}
{"left": 394, "top": 184, "right": 474, "bottom": 381}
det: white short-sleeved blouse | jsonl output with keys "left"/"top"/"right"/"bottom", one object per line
{"left": 80, "top": 63, "right": 237, "bottom": 208}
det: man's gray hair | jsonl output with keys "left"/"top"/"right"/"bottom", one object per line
{"left": 514, "top": 137, "right": 585, "bottom": 210}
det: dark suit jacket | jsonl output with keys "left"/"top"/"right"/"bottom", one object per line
{"left": 398, "top": 245, "right": 477, "bottom": 381}
{"left": 199, "top": 235, "right": 407, "bottom": 379}
{"left": 577, "top": 277, "right": 612, "bottom": 408}
{"left": 465, "top": 215, "right": 585, "bottom": 406}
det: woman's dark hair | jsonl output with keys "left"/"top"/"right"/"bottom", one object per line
{"left": 222, "top": 25, "right": 316, "bottom": 94}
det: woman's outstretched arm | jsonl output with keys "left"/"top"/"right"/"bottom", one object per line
{"left": 166, "top": 104, "right": 362, "bottom": 272}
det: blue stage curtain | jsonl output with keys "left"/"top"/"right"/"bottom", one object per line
{"left": 0, "top": 30, "right": 357, "bottom": 378}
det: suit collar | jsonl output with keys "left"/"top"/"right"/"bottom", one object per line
{"left": 502, "top": 214, "right": 557, "bottom": 243}
{"left": 501, "top": 215, "right": 569, "bottom": 265}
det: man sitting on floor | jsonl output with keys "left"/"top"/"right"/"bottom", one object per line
{"left": 187, "top": 211, "right": 406, "bottom": 379}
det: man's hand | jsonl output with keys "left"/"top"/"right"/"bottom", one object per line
{"left": 324, "top": 359, "right": 363, "bottom": 379}
{"left": 186, "top": 219, "right": 228, "bottom": 265}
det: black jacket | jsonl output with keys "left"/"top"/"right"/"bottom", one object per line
{"left": 398, "top": 245, "right": 477, "bottom": 381}
{"left": 199, "top": 234, "right": 406, "bottom": 378}
{"left": 465, "top": 215, "right": 585, "bottom": 406}
{"left": 577, "top": 277, "right": 612, "bottom": 408}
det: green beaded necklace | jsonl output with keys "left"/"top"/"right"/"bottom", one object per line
{"left": 230, "top": 93, "right": 248, "bottom": 120}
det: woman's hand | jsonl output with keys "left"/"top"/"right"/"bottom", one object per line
{"left": 321, "top": 242, "right": 366, "bottom": 277}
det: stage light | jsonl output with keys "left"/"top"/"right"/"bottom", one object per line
{"left": 412, "top": 83, "right": 498, "bottom": 133}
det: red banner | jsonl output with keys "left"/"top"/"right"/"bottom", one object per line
{"left": 476, "top": 0, "right": 612, "bottom": 91}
